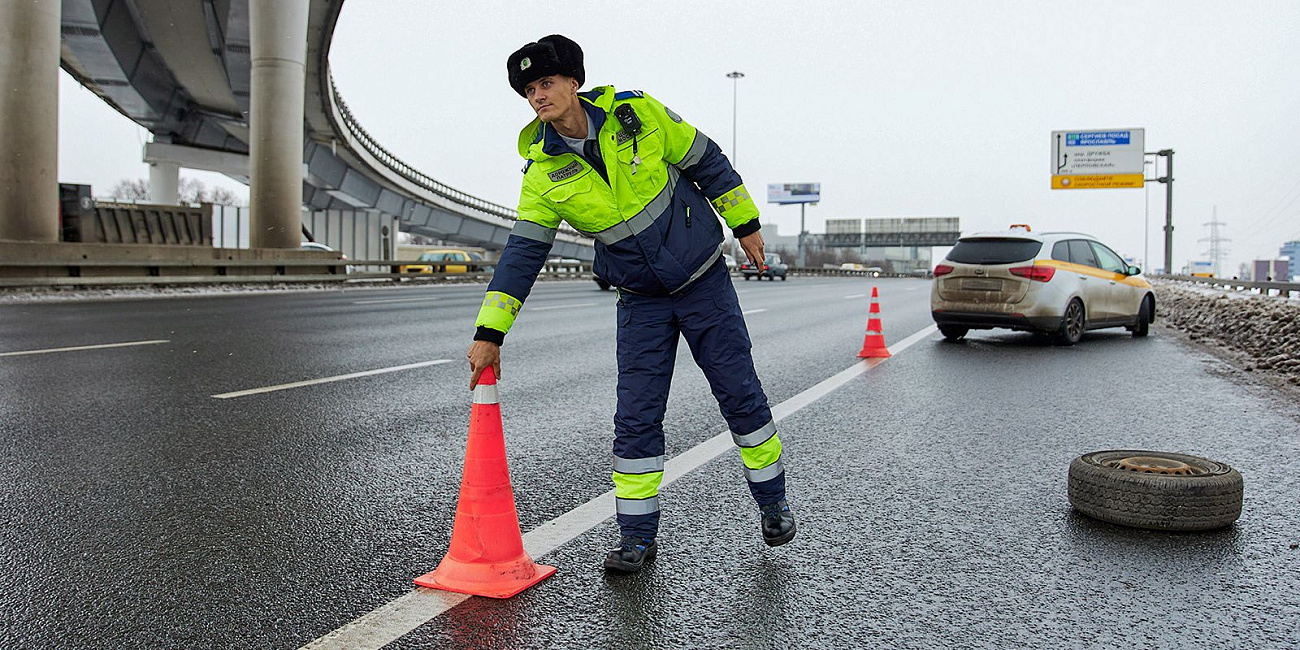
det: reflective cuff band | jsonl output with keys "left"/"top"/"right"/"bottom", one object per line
{"left": 676, "top": 132, "right": 708, "bottom": 170}
{"left": 616, "top": 496, "right": 661, "bottom": 516}
{"left": 711, "top": 184, "right": 751, "bottom": 214}
{"left": 614, "top": 455, "right": 665, "bottom": 474}
{"left": 511, "top": 219, "right": 557, "bottom": 244}
{"left": 743, "top": 457, "right": 784, "bottom": 484}
{"left": 473, "top": 383, "right": 498, "bottom": 405}
{"left": 483, "top": 291, "right": 522, "bottom": 316}
{"left": 731, "top": 420, "right": 777, "bottom": 448}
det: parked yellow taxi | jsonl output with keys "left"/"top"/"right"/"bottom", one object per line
{"left": 930, "top": 226, "right": 1155, "bottom": 345}
{"left": 400, "top": 249, "right": 492, "bottom": 274}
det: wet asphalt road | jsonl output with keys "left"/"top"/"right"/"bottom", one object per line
{"left": 1, "top": 276, "right": 1297, "bottom": 649}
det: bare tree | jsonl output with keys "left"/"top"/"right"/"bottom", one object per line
{"left": 178, "top": 177, "right": 207, "bottom": 203}
{"left": 208, "top": 186, "right": 241, "bottom": 206}
{"left": 109, "top": 178, "right": 150, "bottom": 201}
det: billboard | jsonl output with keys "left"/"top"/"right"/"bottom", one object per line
{"left": 1051, "top": 128, "right": 1145, "bottom": 189}
{"left": 768, "top": 183, "right": 821, "bottom": 204}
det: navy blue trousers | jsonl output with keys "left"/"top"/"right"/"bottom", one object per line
{"left": 613, "top": 259, "right": 786, "bottom": 539}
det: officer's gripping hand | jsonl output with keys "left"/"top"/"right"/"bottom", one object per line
{"left": 739, "top": 231, "right": 765, "bottom": 266}
{"left": 468, "top": 340, "right": 502, "bottom": 390}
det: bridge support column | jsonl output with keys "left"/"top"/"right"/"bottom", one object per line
{"left": 0, "top": 0, "right": 60, "bottom": 242}
{"left": 249, "top": 0, "right": 309, "bottom": 248}
{"left": 149, "top": 161, "right": 180, "bottom": 205}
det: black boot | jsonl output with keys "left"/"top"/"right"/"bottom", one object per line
{"left": 760, "top": 499, "right": 796, "bottom": 547}
{"left": 603, "top": 535, "right": 657, "bottom": 573}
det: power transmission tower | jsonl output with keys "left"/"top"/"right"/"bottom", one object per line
{"left": 1199, "top": 205, "right": 1231, "bottom": 277}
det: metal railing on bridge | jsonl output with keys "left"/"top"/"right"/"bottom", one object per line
{"left": 1156, "top": 274, "right": 1300, "bottom": 299}
{"left": 0, "top": 259, "right": 934, "bottom": 288}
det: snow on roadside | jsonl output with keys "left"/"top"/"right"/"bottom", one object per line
{"left": 1152, "top": 279, "right": 1300, "bottom": 387}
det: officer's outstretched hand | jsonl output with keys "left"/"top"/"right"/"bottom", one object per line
{"left": 739, "top": 231, "right": 765, "bottom": 266}
{"left": 468, "top": 340, "right": 502, "bottom": 390}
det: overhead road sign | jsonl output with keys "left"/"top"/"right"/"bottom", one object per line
{"left": 1051, "top": 128, "right": 1145, "bottom": 189}
{"left": 768, "top": 183, "right": 821, "bottom": 204}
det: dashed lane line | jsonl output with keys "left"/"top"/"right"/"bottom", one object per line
{"left": 528, "top": 302, "right": 599, "bottom": 312}
{"left": 302, "top": 324, "right": 940, "bottom": 650}
{"left": 0, "top": 339, "right": 170, "bottom": 358}
{"left": 212, "top": 360, "right": 453, "bottom": 399}
{"left": 352, "top": 297, "right": 441, "bottom": 305}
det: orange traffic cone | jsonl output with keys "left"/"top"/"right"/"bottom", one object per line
{"left": 858, "top": 287, "right": 891, "bottom": 358}
{"left": 414, "top": 366, "right": 556, "bottom": 598}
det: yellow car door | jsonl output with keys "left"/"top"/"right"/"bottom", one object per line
{"left": 448, "top": 252, "right": 469, "bottom": 273}
{"left": 1089, "top": 241, "right": 1139, "bottom": 322}
{"left": 1065, "top": 240, "right": 1114, "bottom": 321}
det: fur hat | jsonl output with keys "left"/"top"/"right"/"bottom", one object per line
{"left": 507, "top": 34, "right": 584, "bottom": 97}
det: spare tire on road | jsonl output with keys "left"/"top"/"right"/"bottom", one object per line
{"left": 1068, "top": 450, "right": 1243, "bottom": 531}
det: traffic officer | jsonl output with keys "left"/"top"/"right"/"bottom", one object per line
{"left": 467, "top": 34, "right": 794, "bottom": 573}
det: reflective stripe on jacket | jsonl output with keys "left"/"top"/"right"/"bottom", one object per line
{"left": 475, "top": 85, "right": 760, "bottom": 340}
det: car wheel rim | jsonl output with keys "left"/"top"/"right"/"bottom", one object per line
{"left": 1109, "top": 456, "right": 1204, "bottom": 476}
{"left": 1066, "top": 303, "right": 1083, "bottom": 338}
{"left": 1082, "top": 450, "right": 1232, "bottom": 477}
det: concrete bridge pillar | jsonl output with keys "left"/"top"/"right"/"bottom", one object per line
{"left": 249, "top": 0, "right": 309, "bottom": 248}
{"left": 0, "top": 0, "right": 60, "bottom": 242}
{"left": 149, "top": 161, "right": 180, "bottom": 204}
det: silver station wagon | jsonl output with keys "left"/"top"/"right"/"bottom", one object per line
{"left": 930, "top": 226, "right": 1156, "bottom": 345}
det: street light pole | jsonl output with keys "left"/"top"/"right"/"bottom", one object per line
{"left": 726, "top": 71, "right": 745, "bottom": 262}
{"left": 726, "top": 71, "right": 744, "bottom": 165}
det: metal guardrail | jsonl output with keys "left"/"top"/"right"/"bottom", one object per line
{"left": 0, "top": 259, "right": 931, "bottom": 288}
{"left": 328, "top": 73, "right": 592, "bottom": 242}
{"left": 0, "top": 259, "right": 590, "bottom": 288}
{"left": 1157, "top": 274, "right": 1300, "bottom": 299}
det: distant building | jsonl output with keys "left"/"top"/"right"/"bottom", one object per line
{"left": 1251, "top": 260, "right": 1289, "bottom": 282}
{"left": 1280, "top": 241, "right": 1300, "bottom": 281}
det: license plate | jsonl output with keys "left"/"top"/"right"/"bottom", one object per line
{"left": 961, "top": 278, "right": 1002, "bottom": 291}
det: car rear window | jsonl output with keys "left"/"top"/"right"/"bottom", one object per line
{"left": 946, "top": 238, "right": 1041, "bottom": 264}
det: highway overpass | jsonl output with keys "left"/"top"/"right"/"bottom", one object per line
{"left": 8, "top": 0, "right": 592, "bottom": 259}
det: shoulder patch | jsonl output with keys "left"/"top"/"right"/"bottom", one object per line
{"left": 548, "top": 160, "right": 584, "bottom": 182}
{"left": 663, "top": 106, "right": 683, "bottom": 123}
{"left": 614, "top": 90, "right": 645, "bottom": 100}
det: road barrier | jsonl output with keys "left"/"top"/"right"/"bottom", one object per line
{"left": 1156, "top": 274, "right": 1300, "bottom": 299}
{"left": 0, "top": 258, "right": 932, "bottom": 288}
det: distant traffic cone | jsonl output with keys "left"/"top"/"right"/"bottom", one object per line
{"left": 414, "top": 366, "right": 556, "bottom": 598}
{"left": 858, "top": 287, "right": 891, "bottom": 358}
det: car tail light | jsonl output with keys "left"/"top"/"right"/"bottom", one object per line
{"left": 1009, "top": 265, "right": 1055, "bottom": 282}
{"left": 934, "top": 264, "right": 954, "bottom": 277}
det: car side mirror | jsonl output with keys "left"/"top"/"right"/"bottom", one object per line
{"left": 1127, "top": 265, "right": 1141, "bottom": 276}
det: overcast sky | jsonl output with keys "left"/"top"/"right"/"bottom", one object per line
{"left": 59, "top": 0, "right": 1300, "bottom": 274}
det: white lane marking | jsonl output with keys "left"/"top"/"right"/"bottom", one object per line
{"left": 529, "top": 302, "right": 598, "bottom": 312}
{"left": 0, "top": 339, "right": 169, "bottom": 358}
{"left": 843, "top": 293, "right": 866, "bottom": 299}
{"left": 303, "top": 324, "right": 940, "bottom": 649}
{"left": 742, "top": 308, "right": 767, "bottom": 315}
{"left": 212, "top": 360, "right": 453, "bottom": 399}
{"left": 352, "top": 297, "right": 440, "bottom": 305}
